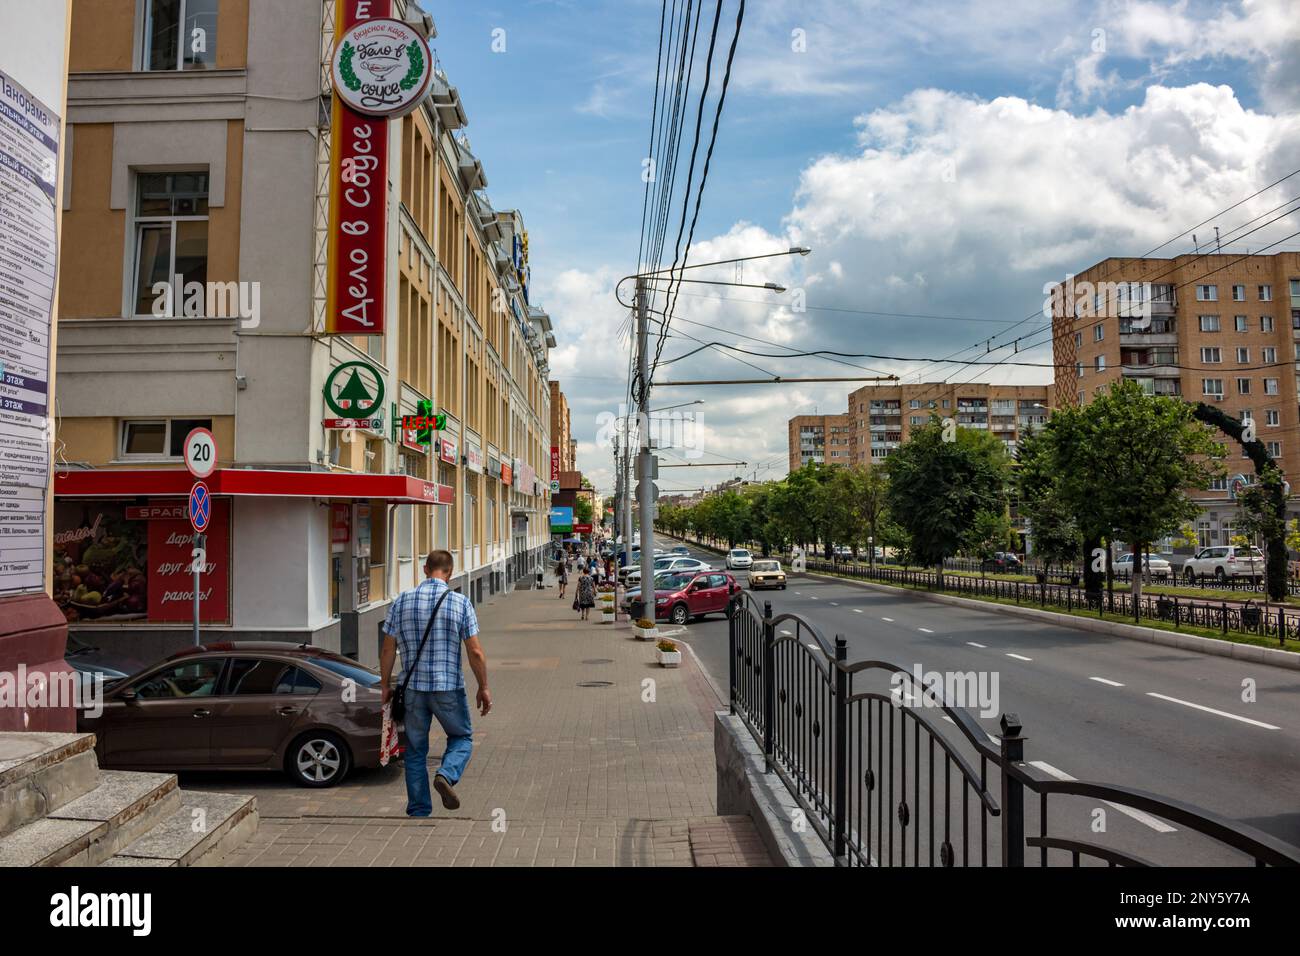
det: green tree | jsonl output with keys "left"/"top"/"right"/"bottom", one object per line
{"left": 964, "top": 508, "right": 1015, "bottom": 574}
{"left": 573, "top": 495, "right": 593, "bottom": 526}
{"left": 884, "top": 418, "right": 1012, "bottom": 579}
{"left": 1068, "top": 380, "right": 1222, "bottom": 599}
{"left": 1015, "top": 428, "right": 1081, "bottom": 582}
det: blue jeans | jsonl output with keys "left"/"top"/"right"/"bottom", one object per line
{"left": 403, "top": 688, "right": 473, "bottom": 817}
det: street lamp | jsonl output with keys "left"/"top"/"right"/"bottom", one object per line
{"left": 615, "top": 247, "right": 812, "bottom": 615}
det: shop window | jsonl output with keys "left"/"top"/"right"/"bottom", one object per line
{"left": 144, "top": 0, "right": 219, "bottom": 71}
{"left": 369, "top": 501, "right": 387, "bottom": 568}
{"left": 132, "top": 171, "right": 209, "bottom": 316}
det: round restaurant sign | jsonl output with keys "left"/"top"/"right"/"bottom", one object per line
{"left": 331, "top": 18, "right": 432, "bottom": 118}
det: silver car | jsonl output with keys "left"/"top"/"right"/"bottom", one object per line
{"left": 1113, "top": 552, "right": 1172, "bottom": 580}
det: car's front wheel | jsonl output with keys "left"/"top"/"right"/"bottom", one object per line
{"left": 670, "top": 603, "right": 690, "bottom": 626}
{"left": 287, "top": 730, "right": 351, "bottom": 788}
{"left": 1215, "top": 567, "right": 1227, "bottom": 585}
{"left": 1183, "top": 568, "right": 1195, "bottom": 584}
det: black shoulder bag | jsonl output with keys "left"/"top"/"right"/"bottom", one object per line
{"left": 391, "top": 588, "right": 451, "bottom": 723}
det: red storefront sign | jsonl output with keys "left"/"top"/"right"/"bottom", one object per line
{"left": 439, "top": 434, "right": 458, "bottom": 465}
{"left": 574, "top": 523, "right": 593, "bottom": 534}
{"left": 500, "top": 462, "right": 513, "bottom": 485}
{"left": 550, "top": 445, "right": 560, "bottom": 482}
{"left": 324, "top": 0, "right": 391, "bottom": 335}
{"left": 330, "top": 503, "right": 351, "bottom": 544}
{"left": 147, "top": 499, "right": 231, "bottom": 623}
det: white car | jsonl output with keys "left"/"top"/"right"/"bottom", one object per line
{"left": 1113, "top": 552, "right": 1172, "bottom": 580}
{"left": 1181, "top": 545, "right": 1264, "bottom": 584}
{"left": 725, "top": 548, "right": 753, "bottom": 570}
{"left": 625, "top": 556, "right": 711, "bottom": 586}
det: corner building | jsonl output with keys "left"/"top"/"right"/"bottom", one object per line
{"left": 50, "top": 0, "right": 554, "bottom": 665}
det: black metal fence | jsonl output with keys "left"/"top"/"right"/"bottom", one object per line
{"left": 791, "top": 557, "right": 1300, "bottom": 646}
{"left": 727, "top": 591, "right": 1300, "bottom": 867}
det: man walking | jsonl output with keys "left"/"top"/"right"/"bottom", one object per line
{"left": 380, "top": 550, "right": 491, "bottom": 815}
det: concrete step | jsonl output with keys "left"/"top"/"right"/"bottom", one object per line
{"left": 50, "top": 771, "right": 180, "bottom": 865}
{"left": 0, "top": 770, "right": 180, "bottom": 867}
{"left": 0, "top": 732, "right": 99, "bottom": 838}
{"left": 108, "top": 791, "right": 258, "bottom": 867}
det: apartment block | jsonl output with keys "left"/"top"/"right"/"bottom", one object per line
{"left": 1052, "top": 252, "right": 1300, "bottom": 546}
{"left": 787, "top": 383, "right": 1051, "bottom": 475}
{"left": 49, "top": 0, "right": 555, "bottom": 664}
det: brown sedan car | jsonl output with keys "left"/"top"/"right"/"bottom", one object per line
{"left": 78, "top": 642, "right": 387, "bottom": 787}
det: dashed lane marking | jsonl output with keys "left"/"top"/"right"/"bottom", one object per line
{"left": 1090, "top": 677, "right": 1125, "bottom": 687}
{"left": 918, "top": 627, "right": 934, "bottom": 634}
{"left": 966, "top": 642, "right": 987, "bottom": 648}
{"left": 1146, "top": 693, "right": 1280, "bottom": 730}
{"left": 1030, "top": 760, "right": 1176, "bottom": 833}
{"left": 1006, "top": 653, "right": 1032, "bottom": 661}
{"left": 881, "top": 617, "right": 894, "bottom": 623}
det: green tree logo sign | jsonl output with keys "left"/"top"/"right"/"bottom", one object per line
{"left": 324, "top": 361, "right": 385, "bottom": 418}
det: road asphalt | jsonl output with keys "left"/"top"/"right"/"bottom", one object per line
{"left": 655, "top": 536, "right": 1300, "bottom": 863}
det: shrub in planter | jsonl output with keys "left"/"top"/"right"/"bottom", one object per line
{"left": 655, "top": 639, "right": 681, "bottom": 668}
{"left": 634, "top": 618, "right": 657, "bottom": 640}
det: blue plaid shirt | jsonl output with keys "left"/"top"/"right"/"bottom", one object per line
{"left": 383, "top": 578, "right": 479, "bottom": 692}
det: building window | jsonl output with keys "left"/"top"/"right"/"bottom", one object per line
{"left": 1268, "top": 442, "right": 1282, "bottom": 458}
{"left": 1095, "top": 355, "right": 1105, "bottom": 372}
{"left": 1234, "top": 315, "right": 1248, "bottom": 332}
{"left": 120, "top": 417, "right": 211, "bottom": 459}
{"left": 1259, "top": 285, "right": 1272, "bottom": 301}
{"left": 1196, "top": 285, "right": 1218, "bottom": 302}
{"left": 909, "top": 399, "right": 919, "bottom": 409}
{"left": 1237, "top": 378, "right": 1251, "bottom": 394}
{"left": 1265, "top": 378, "right": 1280, "bottom": 395}
{"left": 1200, "top": 347, "right": 1221, "bottom": 363}
{"left": 1232, "top": 285, "right": 1246, "bottom": 301}
{"left": 1236, "top": 347, "right": 1250, "bottom": 363}
{"left": 1075, "top": 362, "right": 1083, "bottom": 378}
{"left": 1093, "top": 324, "right": 1104, "bottom": 342}
{"left": 1261, "top": 315, "right": 1275, "bottom": 333}
{"left": 1197, "top": 521, "right": 1213, "bottom": 548}
{"left": 1202, "top": 379, "right": 1223, "bottom": 397}
{"left": 1198, "top": 314, "right": 1220, "bottom": 332}
{"left": 1263, "top": 347, "right": 1277, "bottom": 364}
{"left": 1074, "top": 331, "right": 1082, "bottom": 348}
{"left": 144, "top": 0, "right": 219, "bottom": 71}
{"left": 1267, "top": 409, "right": 1280, "bottom": 426}
{"left": 132, "top": 171, "right": 209, "bottom": 316}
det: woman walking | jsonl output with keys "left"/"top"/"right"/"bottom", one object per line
{"left": 576, "top": 568, "right": 596, "bottom": 620}
{"left": 556, "top": 558, "right": 569, "bottom": 599}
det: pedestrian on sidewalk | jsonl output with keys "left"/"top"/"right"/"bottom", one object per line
{"left": 556, "top": 558, "right": 569, "bottom": 598}
{"left": 380, "top": 549, "right": 492, "bottom": 816}
{"left": 576, "top": 566, "right": 596, "bottom": 620}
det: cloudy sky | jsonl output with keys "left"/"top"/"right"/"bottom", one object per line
{"left": 426, "top": 0, "right": 1300, "bottom": 495}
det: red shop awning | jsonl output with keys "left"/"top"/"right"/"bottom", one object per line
{"left": 54, "top": 468, "right": 455, "bottom": 506}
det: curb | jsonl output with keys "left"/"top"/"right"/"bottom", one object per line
{"left": 797, "top": 569, "right": 1300, "bottom": 670}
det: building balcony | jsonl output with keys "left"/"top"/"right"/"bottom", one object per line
{"left": 1122, "top": 364, "right": 1180, "bottom": 378}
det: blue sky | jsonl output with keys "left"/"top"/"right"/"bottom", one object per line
{"left": 421, "top": 0, "right": 1300, "bottom": 493}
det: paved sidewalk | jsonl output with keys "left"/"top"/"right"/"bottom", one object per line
{"left": 207, "top": 574, "right": 771, "bottom": 866}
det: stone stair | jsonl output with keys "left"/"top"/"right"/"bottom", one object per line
{"left": 0, "top": 732, "right": 256, "bottom": 867}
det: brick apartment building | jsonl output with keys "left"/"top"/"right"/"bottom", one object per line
{"left": 1052, "top": 252, "right": 1300, "bottom": 548}
{"left": 787, "top": 382, "right": 1052, "bottom": 474}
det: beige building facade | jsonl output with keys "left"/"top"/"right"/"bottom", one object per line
{"left": 51, "top": 0, "right": 554, "bottom": 664}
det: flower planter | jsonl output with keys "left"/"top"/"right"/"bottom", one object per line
{"left": 634, "top": 624, "right": 658, "bottom": 641}
{"left": 600, "top": 608, "right": 615, "bottom": 624}
{"left": 655, "top": 648, "right": 682, "bottom": 668}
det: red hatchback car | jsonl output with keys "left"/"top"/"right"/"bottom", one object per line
{"left": 646, "top": 570, "right": 741, "bottom": 625}
{"left": 78, "top": 642, "right": 387, "bottom": 788}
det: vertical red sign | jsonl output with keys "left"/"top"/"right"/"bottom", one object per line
{"left": 550, "top": 445, "right": 560, "bottom": 482}
{"left": 146, "top": 499, "right": 231, "bottom": 623}
{"left": 325, "top": 0, "right": 391, "bottom": 335}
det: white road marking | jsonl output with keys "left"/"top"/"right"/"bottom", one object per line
{"left": 1006, "top": 653, "right": 1032, "bottom": 661}
{"left": 1146, "top": 693, "right": 1280, "bottom": 730}
{"left": 967, "top": 642, "right": 987, "bottom": 649}
{"left": 780, "top": 630, "right": 793, "bottom": 637}
{"left": 881, "top": 617, "right": 894, "bottom": 623}
{"left": 810, "top": 596, "right": 819, "bottom": 601}
{"left": 1090, "top": 677, "right": 1125, "bottom": 687}
{"left": 918, "top": 627, "right": 934, "bottom": 634}
{"left": 853, "top": 608, "right": 863, "bottom": 614}
{"left": 830, "top": 601, "right": 840, "bottom": 606}
{"left": 1029, "top": 760, "right": 1176, "bottom": 833}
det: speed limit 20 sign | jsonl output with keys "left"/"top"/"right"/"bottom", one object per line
{"left": 184, "top": 427, "right": 218, "bottom": 479}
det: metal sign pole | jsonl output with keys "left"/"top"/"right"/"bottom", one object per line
{"left": 193, "top": 531, "right": 205, "bottom": 646}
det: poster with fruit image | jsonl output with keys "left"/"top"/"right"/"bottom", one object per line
{"left": 52, "top": 504, "right": 148, "bottom": 622}
{"left": 51, "top": 499, "right": 231, "bottom": 624}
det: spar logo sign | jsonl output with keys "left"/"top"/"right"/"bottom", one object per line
{"left": 331, "top": 18, "right": 431, "bottom": 118}
{"left": 323, "top": 361, "right": 385, "bottom": 418}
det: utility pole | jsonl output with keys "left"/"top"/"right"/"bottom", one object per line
{"left": 635, "top": 277, "right": 656, "bottom": 614}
